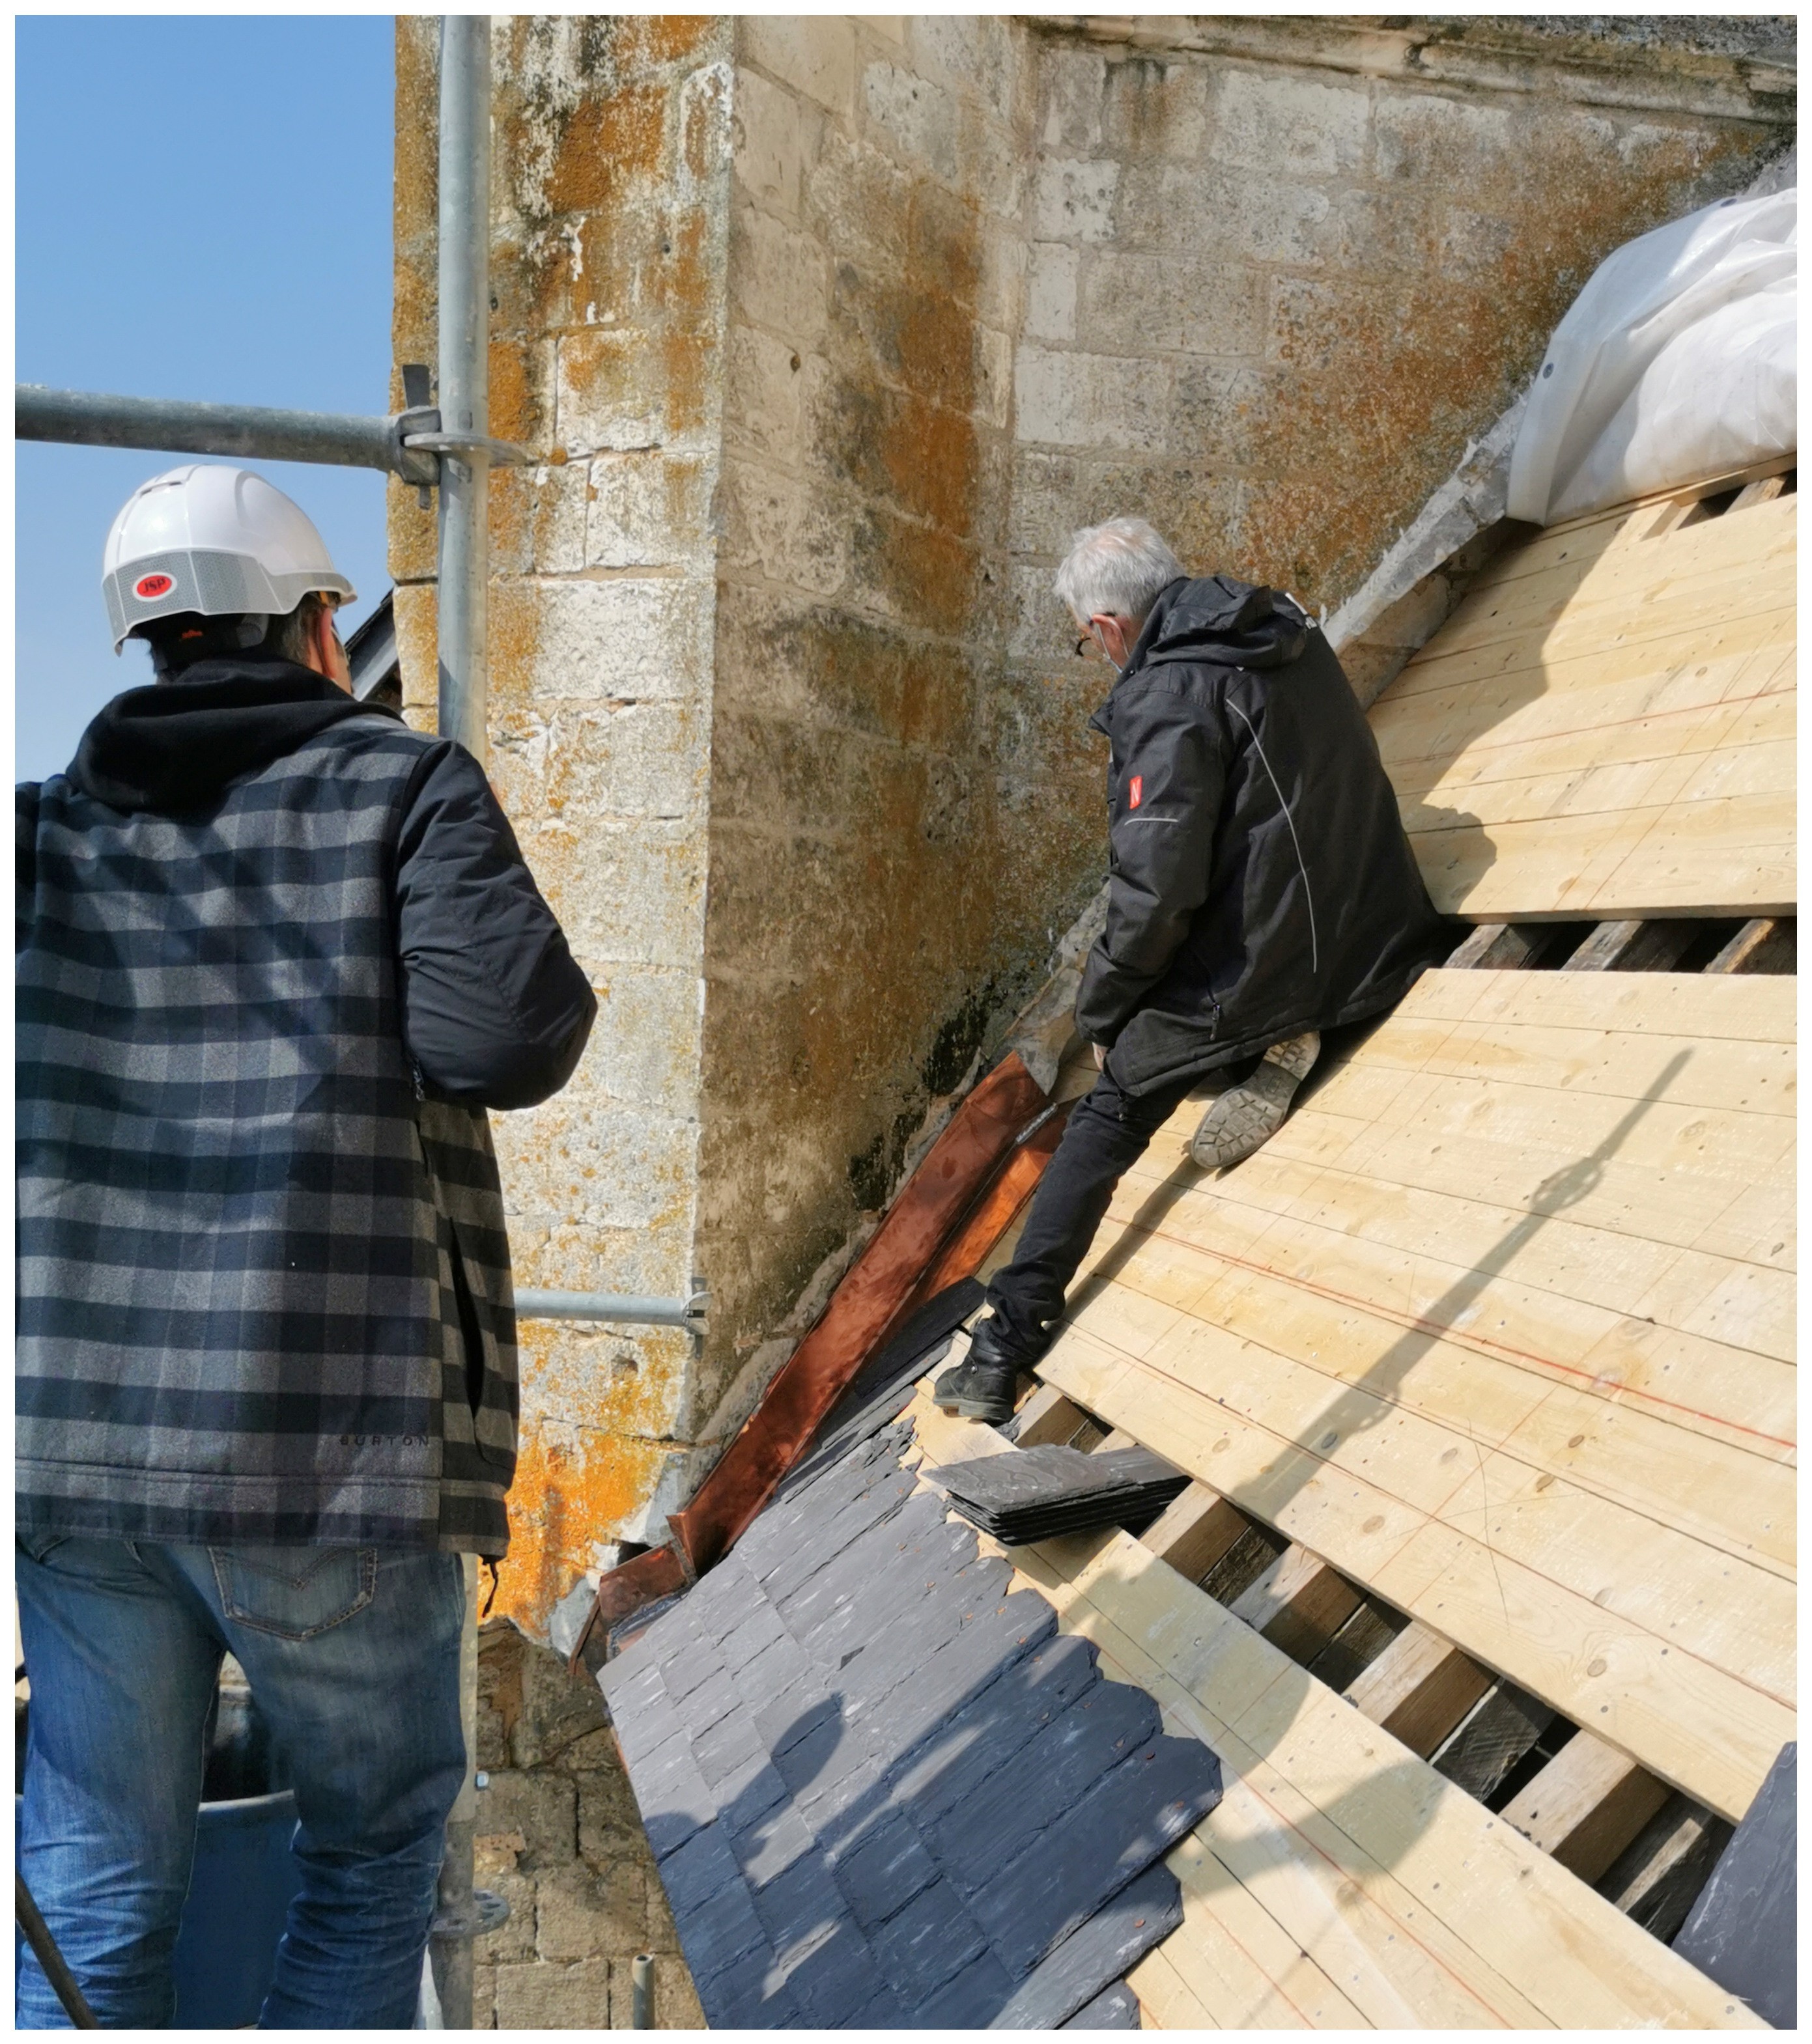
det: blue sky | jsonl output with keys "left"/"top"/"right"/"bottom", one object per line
{"left": 16, "top": 16, "right": 396, "bottom": 780}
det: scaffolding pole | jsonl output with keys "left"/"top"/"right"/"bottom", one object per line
{"left": 434, "top": 12, "right": 492, "bottom": 766}
{"left": 427, "top": 16, "right": 492, "bottom": 2033}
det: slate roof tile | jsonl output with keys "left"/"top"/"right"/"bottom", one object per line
{"left": 731, "top": 1800, "right": 818, "bottom": 1888}
{"left": 629, "top": 1733, "right": 716, "bottom": 1861}
{"left": 779, "top": 1911, "right": 887, "bottom": 2027}
{"left": 975, "top": 1740, "right": 1221, "bottom": 1978}
{"left": 601, "top": 1411, "right": 1223, "bottom": 2028}
{"left": 993, "top": 1864, "right": 1183, "bottom": 2026}
{"left": 939, "top": 1679, "right": 1162, "bottom": 1894}
{"left": 691, "top": 1942, "right": 802, "bottom": 2028}
{"left": 906, "top": 1946, "right": 1018, "bottom": 2026}
{"left": 827, "top": 1806, "right": 941, "bottom": 1929}
{"left": 868, "top": 1873, "right": 989, "bottom": 2002}
{"left": 889, "top": 1631, "right": 1100, "bottom": 1824}
{"left": 656, "top": 1821, "right": 743, "bottom": 1918}
{"left": 682, "top": 1870, "right": 767, "bottom": 1987}
{"left": 690, "top": 1705, "right": 767, "bottom": 1792}
{"left": 746, "top": 1844, "right": 846, "bottom": 1953}
{"left": 718, "top": 1757, "right": 791, "bottom": 1840}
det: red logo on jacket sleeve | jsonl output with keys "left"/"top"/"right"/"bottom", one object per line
{"left": 1128, "top": 774, "right": 1143, "bottom": 809}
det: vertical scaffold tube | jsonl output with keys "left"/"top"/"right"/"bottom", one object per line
{"left": 436, "top": 12, "right": 491, "bottom": 765}
{"left": 430, "top": 16, "right": 490, "bottom": 2030}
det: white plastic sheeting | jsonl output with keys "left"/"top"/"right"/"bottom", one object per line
{"left": 1507, "top": 186, "right": 1796, "bottom": 525}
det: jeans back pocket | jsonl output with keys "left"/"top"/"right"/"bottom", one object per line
{"left": 209, "top": 1545, "right": 378, "bottom": 1641}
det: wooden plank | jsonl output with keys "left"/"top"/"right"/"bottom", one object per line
{"left": 1445, "top": 921, "right": 1566, "bottom": 968}
{"left": 1301, "top": 1597, "right": 1406, "bottom": 1694}
{"left": 1598, "top": 1795, "right": 1733, "bottom": 1942}
{"left": 1034, "top": 968, "right": 1796, "bottom": 1821}
{"left": 1371, "top": 491, "right": 1795, "bottom": 921}
{"left": 1125, "top": 1940, "right": 1221, "bottom": 2030}
{"left": 1344, "top": 1621, "right": 1493, "bottom": 1757}
{"left": 1040, "top": 1326, "right": 1796, "bottom": 1821}
{"left": 1729, "top": 475, "right": 1787, "bottom": 511}
{"left": 1012, "top": 1382, "right": 1093, "bottom": 1448}
{"left": 1432, "top": 1682, "right": 1556, "bottom": 1802}
{"left": 1138, "top": 1482, "right": 1251, "bottom": 1584}
{"left": 1019, "top": 1528, "right": 1763, "bottom": 2028}
{"left": 1228, "top": 1546, "right": 1363, "bottom": 1666}
{"left": 1198, "top": 1522, "right": 1290, "bottom": 1608}
{"left": 1560, "top": 919, "right": 1700, "bottom": 972}
{"left": 1705, "top": 917, "right": 1794, "bottom": 974}
{"left": 1498, "top": 1731, "right": 1671, "bottom": 1882}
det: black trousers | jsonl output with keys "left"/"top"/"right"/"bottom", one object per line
{"left": 983, "top": 1064, "right": 1202, "bottom": 1357}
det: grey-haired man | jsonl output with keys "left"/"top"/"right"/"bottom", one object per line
{"left": 936, "top": 518, "right": 1446, "bottom": 1421}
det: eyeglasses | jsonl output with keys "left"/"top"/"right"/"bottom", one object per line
{"left": 1074, "top": 629, "right": 1107, "bottom": 662}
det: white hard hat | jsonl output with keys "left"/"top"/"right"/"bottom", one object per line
{"left": 102, "top": 464, "right": 356, "bottom": 653}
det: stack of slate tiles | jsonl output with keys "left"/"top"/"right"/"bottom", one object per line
{"left": 599, "top": 1412, "right": 1223, "bottom": 2027}
{"left": 935, "top": 1444, "right": 1189, "bottom": 1545}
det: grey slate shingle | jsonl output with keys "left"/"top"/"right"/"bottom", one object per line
{"left": 731, "top": 1800, "right": 817, "bottom": 1888}
{"left": 602, "top": 1412, "right": 1223, "bottom": 2028}
{"left": 939, "top": 1678, "right": 1162, "bottom": 1893}
{"left": 827, "top": 1806, "right": 941, "bottom": 1929}
{"left": 908, "top": 1947, "right": 1019, "bottom": 2026}
{"left": 975, "top": 1739, "right": 1221, "bottom": 1978}
{"left": 691, "top": 1943, "right": 801, "bottom": 2028}
{"left": 867, "top": 1873, "right": 989, "bottom": 2002}
{"left": 771, "top": 1910, "right": 877, "bottom": 2027}
{"left": 630, "top": 1731, "right": 716, "bottom": 1861}
{"left": 655, "top": 1821, "right": 742, "bottom": 1917}
{"left": 1060, "top": 1981, "right": 1143, "bottom": 2028}
{"left": 890, "top": 1631, "right": 1101, "bottom": 1824}
{"left": 990, "top": 1864, "right": 1183, "bottom": 2026}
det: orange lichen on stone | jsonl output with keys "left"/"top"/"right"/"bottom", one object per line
{"left": 620, "top": 16, "right": 717, "bottom": 70}
{"left": 545, "top": 82, "right": 670, "bottom": 217}
{"left": 490, "top": 1418, "right": 668, "bottom": 1636}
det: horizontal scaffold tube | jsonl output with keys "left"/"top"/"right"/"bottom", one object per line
{"left": 513, "top": 1289, "right": 708, "bottom": 1327}
{"left": 15, "top": 384, "right": 433, "bottom": 481}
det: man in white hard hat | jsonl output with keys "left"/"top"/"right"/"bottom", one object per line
{"left": 16, "top": 466, "right": 597, "bottom": 2026}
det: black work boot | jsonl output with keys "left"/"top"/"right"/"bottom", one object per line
{"left": 931, "top": 1315, "right": 1032, "bottom": 1424}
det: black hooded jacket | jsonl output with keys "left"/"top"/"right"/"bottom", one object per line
{"left": 1077, "top": 576, "right": 1447, "bottom": 1095}
{"left": 24, "top": 656, "right": 595, "bottom": 1109}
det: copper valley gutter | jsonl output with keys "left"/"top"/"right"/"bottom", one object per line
{"left": 571, "top": 1052, "right": 1062, "bottom": 1670}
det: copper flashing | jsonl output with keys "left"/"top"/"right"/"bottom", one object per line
{"left": 666, "top": 1052, "right": 1049, "bottom": 1576}
{"left": 911, "top": 1097, "right": 1072, "bottom": 1304}
{"left": 568, "top": 1539, "right": 690, "bottom": 1678}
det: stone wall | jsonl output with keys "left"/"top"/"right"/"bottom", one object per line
{"left": 694, "top": 16, "right": 1055, "bottom": 1418}
{"left": 1003, "top": 16, "right": 1791, "bottom": 679}
{"left": 393, "top": 17, "right": 736, "bottom": 1636}
{"left": 472, "top": 1621, "right": 701, "bottom": 2028}
{"left": 391, "top": 16, "right": 1792, "bottom": 1650}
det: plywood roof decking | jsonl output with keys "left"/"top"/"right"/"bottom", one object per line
{"left": 1370, "top": 486, "right": 1796, "bottom": 921}
{"left": 910, "top": 1395, "right": 1761, "bottom": 2031}
{"left": 1036, "top": 966, "right": 1795, "bottom": 1823}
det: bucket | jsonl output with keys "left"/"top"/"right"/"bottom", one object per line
{"left": 16, "top": 1685, "right": 303, "bottom": 2027}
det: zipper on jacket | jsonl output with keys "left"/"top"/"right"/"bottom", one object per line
{"left": 1226, "top": 699, "right": 1320, "bottom": 975}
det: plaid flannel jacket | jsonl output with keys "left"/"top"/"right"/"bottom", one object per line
{"left": 17, "top": 717, "right": 517, "bottom": 1556}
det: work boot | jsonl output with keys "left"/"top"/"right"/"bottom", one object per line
{"left": 1189, "top": 1030, "right": 1320, "bottom": 1171}
{"left": 932, "top": 1316, "right": 1031, "bottom": 1424}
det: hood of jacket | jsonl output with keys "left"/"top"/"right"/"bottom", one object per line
{"left": 66, "top": 656, "right": 398, "bottom": 815}
{"left": 1128, "top": 574, "right": 1310, "bottom": 676}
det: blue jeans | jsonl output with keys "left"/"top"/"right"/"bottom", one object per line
{"left": 16, "top": 1537, "right": 467, "bottom": 2029}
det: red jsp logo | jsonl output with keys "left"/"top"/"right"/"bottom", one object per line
{"left": 1128, "top": 774, "right": 1143, "bottom": 809}
{"left": 134, "top": 572, "right": 175, "bottom": 600}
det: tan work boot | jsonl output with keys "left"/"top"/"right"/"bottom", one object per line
{"left": 1189, "top": 1031, "right": 1320, "bottom": 1170}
